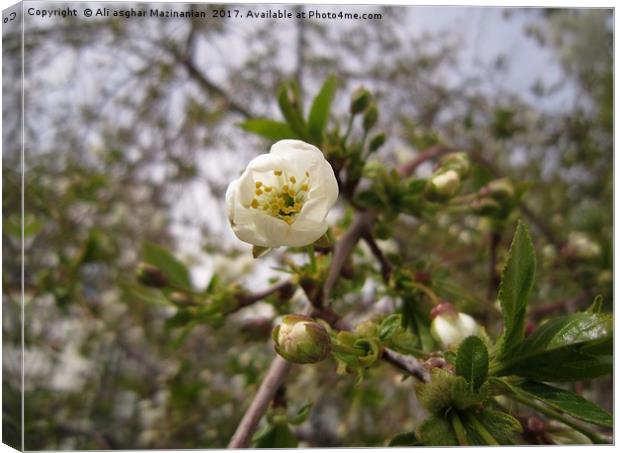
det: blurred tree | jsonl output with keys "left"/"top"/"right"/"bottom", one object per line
{"left": 2, "top": 4, "right": 612, "bottom": 449}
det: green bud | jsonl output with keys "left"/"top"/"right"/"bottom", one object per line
{"left": 350, "top": 87, "right": 371, "bottom": 115}
{"left": 368, "top": 132, "right": 386, "bottom": 153}
{"left": 363, "top": 103, "right": 379, "bottom": 131}
{"left": 471, "top": 197, "right": 502, "bottom": 216}
{"left": 487, "top": 178, "right": 515, "bottom": 202}
{"left": 425, "top": 169, "right": 461, "bottom": 202}
{"left": 439, "top": 152, "right": 471, "bottom": 178}
{"left": 169, "top": 291, "right": 195, "bottom": 306}
{"left": 272, "top": 314, "right": 331, "bottom": 364}
{"left": 136, "top": 262, "right": 168, "bottom": 288}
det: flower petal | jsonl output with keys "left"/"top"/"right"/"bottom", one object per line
{"left": 270, "top": 140, "right": 324, "bottom": 176}
{"left": 253, "top": 211, "right": 325, "bottom": 247}
{"left": 294, "top": 196, "right": 331, "bottom": 228}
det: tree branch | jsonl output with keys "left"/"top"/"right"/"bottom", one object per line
{"left": 231, "top": 280, "right": 294, "bottom": 313}
{"left": 227, "top": 355, "right": 293, "bottom": 448}
{"left": 168, "top": 34, "right": 255, "bottom": 120}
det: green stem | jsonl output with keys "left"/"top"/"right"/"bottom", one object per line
{"left": 464, "top": 412, "right": 499, "bottom": 445}
{"left": 408, "top": 281, "right": 440, "bottom": 306}
{"left": 342, "top": 115, "right": 354, "bottom": 145}
{"left": 449, "top": 411, "right": 469, "bottom": 446}
{"left": 509, "top": 391, "right": 608, "bottom": 444}
{"left": 330, "top": 342, "right": 366, "bottom": 357}
{"left": 306, "top": 245, "right": 317, "bottom": 272}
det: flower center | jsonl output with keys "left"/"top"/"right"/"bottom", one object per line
{"left": 250, "top": 169, "right": 311, "bottom": 224}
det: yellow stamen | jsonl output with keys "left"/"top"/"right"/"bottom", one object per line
{"left": 255, "top": 189, "right": 263, "bottom": 196}
{"left": 274, "top": 170, "right": 282, "bottom": 176}
{"left": 301, "top": 184, "right": 308, "bottom": 192}
{"left": 264, "top": 186, "right": 272, "bottom": 192}
{"left": 289, "top": 176, "right": 296, "bottom": 184}
{"left": 255, "top": 181, "right": 263, "bottom": 188}
{"left": 251, "top": 199, "right": 259, "bottom": 209}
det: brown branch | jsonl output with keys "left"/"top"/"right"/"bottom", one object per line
{"left": 362, "top": 231, "right": 392, "bottom": 282}
{"left": 396, "top": 144, "right": 454, "bottom": 176}
{"left": 322, "top": 211, "right": 377, "bottom": 306}
{"left": 382, "top": 349, "right": 429, "bottom": 383}
{"left": 227, "top": 355, "right": 293, "bottom": 448}
{"left": 231, "top": 280, "right": 295, "bottom": 314}
{"left": 168, "top": 35, "right": 255, "bottom": 120}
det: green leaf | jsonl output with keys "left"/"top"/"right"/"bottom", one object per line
{"left": 288, "top": 402, "right": 312, "bottom": 425}
{"left": 451, "top": 377, "right": 489, "bottom": 410}
{"left": 165, "top": 309, "right": 194, "bottom": 329}
{"left": 308, "top": 76, "right": 338, "bottom": 144}
{"left": 253, "top": 423, "right": 298, "bottom": 448}
{"left": 313, "top": 232, "right": 332, "bottom": 248}
{"left": 354, "top": 189, "right": 385, "bottom": 210}
{"left": 492, "top": 312, "right": 612, "bottom": 381}
{"left": 468, "top": 408, "right": 522, "bottom": 445}
{"left": 277, "top": 82, "right": 307, "bottom": 138}
{"left": 378, "top": 314, "right": 403, "bottom": 342}
{"left": 123, "top": 283, "right": 170, "bottom": 306}
{"left": 239, "top": 119, "right": 298, "bottom": 141}
{"left": 388, "top": 431, "right": 421, "bottom": 446}
{"left": 514, "top": 380, "right": 612, "bottom": 428}
{"left": 252, "top": 245, "right": 272, "bottom": 259}
{"left": 417, "top": 414, "right": 458, "bottom": 446}
{"left": 143, "top": 242, "right": 192, "bottom": 290}
{"left": 456, "top": 336, "right": 489, "bottom": 391}
{"left": 587, "top": 295, "right": 603, "bottom": 314}
{"left": 498, "top": 221, "right": 536, "bottom": 358}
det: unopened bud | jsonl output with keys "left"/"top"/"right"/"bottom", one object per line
{"left": 472, "top": 197, "right": 502, "bottom": 216}
{"left": 487, "top": 178, "right": 515, "bottom": 201}
{"left": 363, "top": 104, "right": 379, "bottom": 131}
{"left": 350, "top": 87, "right": 371, "bottom": 115}
{"left": 136, "top": 262, "right": 168, "bottom": 288}
{"left": 430, "top": 302, "right": 481, "bottom": 350}
{"left": 368, "top": 132, "right": 386, "bottom": 153}
{"left": 565, "top": 232, "right": 601, "bottom": 261}
{"left": 425, "top": 169, "right": 461, "bottom": 202}
{"left": 439, "top": 152, "right": 471, "bottom": 178}
{"left": 272, "top": 314, "right": 331, "bottom": 364}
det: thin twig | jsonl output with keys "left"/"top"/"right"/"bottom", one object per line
{"left": 362, "top": 231, "right": 392, "bottom": 282}
{"left": 382, "top": 348, "right": 429, "bottom": 383}
{"left": 231, "top": 280, "right": 294, "bottom": 314}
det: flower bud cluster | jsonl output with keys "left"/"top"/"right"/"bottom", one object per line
{"left": 425, "top": 152, "right": 471, "bottom": 202}
{"left": 472, "top": 178, "right": 516, "bottom": 218}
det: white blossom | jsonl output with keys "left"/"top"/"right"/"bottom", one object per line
{"left": 226, "top": 140, "right": 338, "bottom": 247}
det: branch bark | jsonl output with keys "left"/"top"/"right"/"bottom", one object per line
{"left": 227, "top": 355, "right": 293, "bottom": 448}
{"left": 231, "top": 280, "right": 294, "bottom": 314}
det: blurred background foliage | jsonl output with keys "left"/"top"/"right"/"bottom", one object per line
{"left": 2, "top": 3, "right": 612, "bottom": 449}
